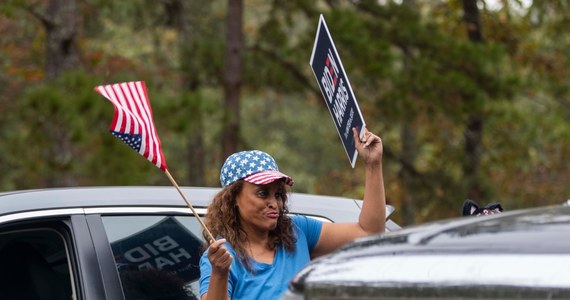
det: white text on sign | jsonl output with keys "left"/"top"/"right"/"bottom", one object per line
{"left": 321, "top": 49, "right": 339, "bottom": 104}
{"left": 321, "top": 48, "right": 349, "bottom": 127}
{"left": 123, "top": 235, "right": 192, "bottom": 270}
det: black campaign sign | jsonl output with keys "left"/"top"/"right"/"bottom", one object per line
{"left": 310, "top": 15, "right": 366, "bottom": 168}
{"left": 110, "top": 217, "right": 203, "bottom": 282}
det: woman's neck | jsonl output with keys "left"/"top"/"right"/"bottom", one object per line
{"left": 241, "top": 221, "right": 270, "bottom": 244}
{"left": 247, "top": 238, "right": 275, "bottom": 264}
{"left": 240, "top": 226, "right": 274, "bottom": 263}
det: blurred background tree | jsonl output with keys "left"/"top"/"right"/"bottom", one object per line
{"left": 1, "top": 0, "right": 569, "bottom": 226}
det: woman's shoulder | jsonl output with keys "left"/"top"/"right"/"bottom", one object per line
{"left": 290, "top": 214, "right": 322, "bottom": 231}
{"left": 290, "top": 214, "right": 304, "bottom": 222}
{"left": 290, "top": 214, "right": 308, "bottom": 226}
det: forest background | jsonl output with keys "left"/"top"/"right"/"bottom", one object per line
{"left": 1, "top": 0, "right": 569, "bottom": 226}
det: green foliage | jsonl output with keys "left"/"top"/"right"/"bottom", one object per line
{"left": 0, "top": 71, "right": 166, "bottom": 190}
{"left": 2, "top": 0, "right": 570, "bottom": 226}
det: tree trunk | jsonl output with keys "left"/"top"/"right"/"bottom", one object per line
{"left": 462, "top": 0, "right": 484, "bottom": 200}
{"left": 462, "top": 0, "right": 484, "bottom": 43}
{"left": 42, "top": 0, "right": 81, "bottom": 80}
{"left": 398, "top": 0, "right": 418, "bottom": 226}
{"left": 399, "top": 124, "right": 417, "bottom": 225}
{"left": 221, "top": 0, "right": 243, "bottom": 160}
{"left": 30, "top": 0, "right": 80, "bottom": 187}
{"left": 165, "top": 0, "right": 206, "bottom": 186}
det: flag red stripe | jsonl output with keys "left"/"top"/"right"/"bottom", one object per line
{"left": 120, "top": 83, "right": 148, "bottom": 160}
{"left": 106, "top": 85, "right": 129, "bottom": 133}
{"left": 144, "top": 82, "right": 166, "bottom": 169}
{"left": 135, "top": 81, "right": 164, "bottom": 169}
{"left": 108, "top": 84, "right": 130, "bottom": 133}
{"left": 120, "top": 83, "right": 143, "bottom": 142}
{"left": 245, "top": 171, "right": 293, "bottom": 185}
{"left": 117, "top": 83, "right": 141, "bottom": 135}
{"left": 133, "top": 82, "right": 155, "bottom": 165}
{"left": 111, "top": 84, "right": 132, "bottom": 133}
{"left": 116, "top": 83, "right": 140, "bottom": 135}
{"left": 96, "top": 86, "right": 122, "bottom": 132}
{"left": 123, "top": 82, "right": 147, "bottom": 156}
{"left": 134, "top": 82, "right": 159, "bottom": 168}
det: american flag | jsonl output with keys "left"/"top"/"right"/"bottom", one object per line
{"left": 95, "top": 81, "right": 168, "bottom": 171}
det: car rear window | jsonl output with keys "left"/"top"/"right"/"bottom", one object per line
{"left": 102, "top": 215, "right": 207, "bottom": 300}
{"left": 0, "top": 228, "right": 74, "bottom": 299}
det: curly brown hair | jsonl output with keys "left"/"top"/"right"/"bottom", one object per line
{"left": 203, "top": 180, "right": 296, "bottom": 272}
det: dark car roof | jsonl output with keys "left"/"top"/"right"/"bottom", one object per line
{"left": 0, "top": 186, "right": 369, "bottom": 223}
{"left": 289, "top": 205, "right": 570, "bottom": 297}
{"left": 344, "top": 204, "right": 570, "bottom": 255}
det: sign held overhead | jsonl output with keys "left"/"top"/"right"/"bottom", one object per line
{"left": 309, "top": 15, "right": 366, "bottom": 168}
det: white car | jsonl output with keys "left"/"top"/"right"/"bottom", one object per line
{"left": 0, "top": 186, "right": 399, "bottom": 300}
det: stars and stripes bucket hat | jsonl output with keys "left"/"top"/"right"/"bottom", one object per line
{"left": 220, "top": 150, "right": 294, "bottom": 187}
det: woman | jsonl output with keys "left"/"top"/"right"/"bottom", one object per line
{"left": 199, "top": 127, "right": 386, "bottom": 300}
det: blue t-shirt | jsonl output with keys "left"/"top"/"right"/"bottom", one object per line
{"left": 199, "top": 215, "right": 323, "bottom": 299}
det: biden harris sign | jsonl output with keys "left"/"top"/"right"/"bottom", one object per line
{"left": 310, "top": 15, "right": 366, "bottom": 168}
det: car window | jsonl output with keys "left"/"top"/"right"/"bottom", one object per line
{"left": 101, "top": 215, "right": 207, "bottom": 300}
{"left": 0, "top": 228, "right": 74, "bottom": 300}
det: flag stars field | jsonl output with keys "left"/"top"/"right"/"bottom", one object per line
{"left": 111, "top": 132, "right": 142, "bottom": 152}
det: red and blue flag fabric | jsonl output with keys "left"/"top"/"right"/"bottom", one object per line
{"left": 95, "top": 81, "right": 168, "bottom": 171}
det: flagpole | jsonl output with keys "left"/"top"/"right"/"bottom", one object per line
{"left": 164, "top": 169, "right": 215, "bottom": 243}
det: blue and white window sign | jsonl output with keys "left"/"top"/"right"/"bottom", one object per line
{"left": 309, "top": 14, "right": 366, "bottom": 168}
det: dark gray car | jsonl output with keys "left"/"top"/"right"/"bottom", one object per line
{"left": 283, "top": 204, "right": 570, "bottom": 299}
{"left": 0, "top": 186, "right": 398, "bottom": 300}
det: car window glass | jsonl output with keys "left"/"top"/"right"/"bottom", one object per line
{"left": 0, "top": 228, "right": 74, "bottom": 300}
{"left": 102, "top": 215, "right": 207, "bottom": 300}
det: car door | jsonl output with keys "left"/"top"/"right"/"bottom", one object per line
{"left": 0, "top": 208, "right": 207, "bottom": 300}
{"left": 85, "top": 207, "right": 209, "bottom": 300}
